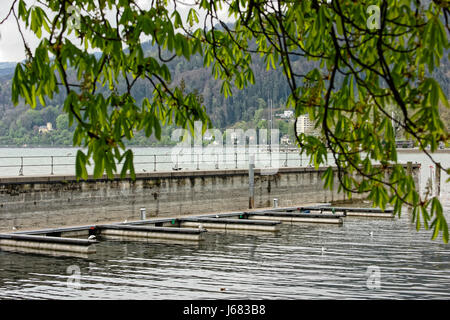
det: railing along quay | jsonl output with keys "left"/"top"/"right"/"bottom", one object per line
{"left": 0, "top": 148, "right": 307, "bottom": 177}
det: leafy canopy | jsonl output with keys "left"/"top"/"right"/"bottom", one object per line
{"left": 2, "top": 0, "right": 449, "bottom": 242}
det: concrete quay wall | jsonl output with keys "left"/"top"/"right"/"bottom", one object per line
{"left": 0, "top": 165, "right": 421, "bottom": 232}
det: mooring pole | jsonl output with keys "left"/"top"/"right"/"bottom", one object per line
{"left": 406, "top": 161, "right": 413, "bottom": 214}
{"left": 140, "top": 208, "right": 146, "bottom": 220}
{"left": 249, "top": 154, "right": 255, "bottom": 209}
{"left": 19, "top": 157, "right": 24, "bottom": 176}
{"left": 273, "top": 198, "right": 278, "bottom": 208}
{"left": 435, "top": 162, "right": 441, "bottom": 197}
{"left": 407, "top": 161, "right": 412, "bottom": 176}
{"left": 429, "top": 165, "right": 434, "bottom": 195}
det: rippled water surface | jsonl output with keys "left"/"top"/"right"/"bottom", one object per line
{"left": 1, "top": 203, "right": 449, "bottom": 299}
{"left": 0, "top": 150, "right": 449, "bottom": 299}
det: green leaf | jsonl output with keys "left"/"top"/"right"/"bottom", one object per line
{"left": 75, "top": 150, "right": 88, "bottom": 180}
{"left": 334, "top": 16, "right": 343, "bottom": 36}
{"left": 221, "top": 80, "right": 232, "bottom": 98}
{"left": 18, "top": 0, "right": 27, "bottom": 20}
{"left": 172, "top": 11, "right": 183, "bottom": 28}
{"left": 120, "top": 150, "right": 135, "bottom": 179}
{"left": 322, "top": 166, "right": 334, "bottom": 190}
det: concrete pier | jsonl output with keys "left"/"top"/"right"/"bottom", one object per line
{"left": 253, "top": 211, "right": 347, "bottom": 218}
{"left": 97, "top": 224, "right": 206, "bottom": 241}
{"left": 288, "top": 206, "right": 395, "bottom": 218}
{"left": 13, "top": 225, "right": 96, "bottom": 237}
{"left": 0, "top": 203, "right": 402, "bottom": 257}
{"left": 294, "top": 206, "right": 394, "bottom": 213}
{"left": 0, "top": 233, "right": 97, "bottom": 254}
{"left": 179, "top": 217, "right": 281, "bottom": 232}
{"left": 344, "top": 212, "right": 394, "bottom": 218}
{"left": 247, "top": 215, "right": 343, "bottom": 224}
{"left": 0, "top": 164, "right": 420, "bottom": 232}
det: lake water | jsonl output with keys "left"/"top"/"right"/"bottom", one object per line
{"left": 0, "top": 148, "right": 449, "bottom": 299}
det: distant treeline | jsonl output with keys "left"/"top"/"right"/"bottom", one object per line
{"left": 0, "top": 41, "right": 448, "bottom": 147}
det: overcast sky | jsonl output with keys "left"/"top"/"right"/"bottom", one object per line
{"left": 0, "top": 0, "right": 232, "bottom": 63}
{"left": 0, "top": 0, "right": 31, "bottom": 62}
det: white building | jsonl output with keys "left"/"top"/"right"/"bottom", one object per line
{"left": 38, "top": 122, "right": 53, "bottom": 134}
{"left": 282, "top": 110, "right": 294, "bottom": 119}
{"left": 275, "top": 110, "right": 294, "bottom": 119}
{"left": 296, "top": 115, "right": 317, "bottom": 136}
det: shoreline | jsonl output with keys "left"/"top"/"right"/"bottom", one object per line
{"left": 0, "top": 145, "right": 176, "bottom": 149}
{"left": 1, "top": 145, "right": 449, "bottom": 153}
{"left": 396, "top": 148, "right": 450, "bottom": 153}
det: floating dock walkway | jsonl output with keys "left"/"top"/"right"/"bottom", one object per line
{"left": 305, "top": 206, "right": 394, "bottom": 218}
{"left": 0, "top": 204, "right": 394, "bottom": 257}
{"left": 267, "top": 206, "right": 394, "bottom": 218}
{"left": 179, "top": 217, "right": 281, "bottom": 232}
{"left": 96, "top": 224, "right": 206, "bottom": 241}
{"left": 244, "top": 212, "right": 344, "bottom": 224}
{"left": 0, "top": 233, "right": 98, "bottom": 256}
